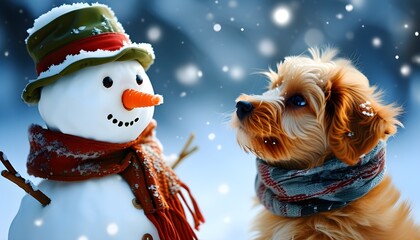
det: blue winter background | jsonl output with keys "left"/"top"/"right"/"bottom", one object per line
{"left": 0, "top": 0, "right": 419, "bottom": 239}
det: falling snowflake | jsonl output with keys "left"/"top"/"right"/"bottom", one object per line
{"left": 395, "top": 55, "right": 399, "bottom": 60}
{"left": 336, "top": 13, "right": 344, "bottom": 19}
{"left": 222, "top": 65, "right": 229, "bottom": 72}
{"left": 4, "top": 51, "right": 9, "bottom": 57}
{"left": 345, "top": 4, "right": 354, "bottom": 12}
{"left": 34, "top": 219, "right": 43, "bottom": 227}
{"left": 106, "top": 223, "right": 119, "bottom": 236}
{"left": 180, "top": 91, "right": 187, "bottom": 97}
{"left": 78, "top": 236, "right": 89, "bottom": 240}
{"left": 208, "top": 133, "right": 216, "bottom": 140}
{"left": 217, "top": 144, "right": 222, "bottom": 150}
{"left": 415, "top": 31, "right": 419, "bottom": 37}
{"left": 223, "top": 216, "right": 231, "bottom": 224}
{"left": 213, "top": 23, "right": 222, "bottom": 32}
{"left": 218, "top": 183, "right": 230, "bottom": 194}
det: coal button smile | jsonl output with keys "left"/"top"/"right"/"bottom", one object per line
{"left": 107, "top": 114, "right": 139, "bottom": 128}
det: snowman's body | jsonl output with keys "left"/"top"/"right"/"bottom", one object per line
{"left": 9, "top": 61, "right": 162, "bottom": 240}
{"left": 10, "top": 175, "right": 159, "bottom": 240}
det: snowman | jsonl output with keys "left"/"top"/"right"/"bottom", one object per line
{"left": 7, "top": 3, "right": 204, "bottom": 240}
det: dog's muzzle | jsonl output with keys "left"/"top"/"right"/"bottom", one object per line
{"left": 236, "top": 101, "right": 254, "bottom": 120}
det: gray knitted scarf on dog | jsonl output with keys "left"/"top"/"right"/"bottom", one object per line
{"left": 255, "top": 141, "right": 386, "bottom": 217}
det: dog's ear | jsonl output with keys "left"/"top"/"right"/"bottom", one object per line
{"left": 325, "top": 68, "right": 402, "bottom": 165}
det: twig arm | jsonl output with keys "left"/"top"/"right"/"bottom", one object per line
{"left": 1, "top": 151, "right": 51, "bottom": 206}
{"left": 171, "top": 133, "right": 198, "bottom": 169}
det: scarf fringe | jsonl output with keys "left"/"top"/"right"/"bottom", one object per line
{"left": 145, "top": 186, "right": 205, "bottom": 240}
{"left": 180, "top": 182, "right": 205, "bottom": 229}
{"left": 146, "top": 210, "right": 180, "bottom": 239}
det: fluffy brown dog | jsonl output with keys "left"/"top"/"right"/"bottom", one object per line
{"left": 232, "top": 48, "right": 420, "bottom": 240}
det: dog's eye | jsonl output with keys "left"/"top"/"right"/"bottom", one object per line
{"left": 287, "top": 95, "right": 307, "bottom": 107}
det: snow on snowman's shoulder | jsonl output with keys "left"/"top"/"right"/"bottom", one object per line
{"left": 26, "top": 2, "right": 117, "bottom": 41}
{"left": 35, "top": 43, "right": 155, "bottom": 80}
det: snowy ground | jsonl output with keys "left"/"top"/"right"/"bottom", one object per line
{"left": 1, "top": 0, "right": 419, "bottom": 239}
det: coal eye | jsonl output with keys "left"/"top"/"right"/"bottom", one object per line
{"left": 287, "top": 95, "right": 307, "bottom": 107}
{"left": 136, "top": 74, "right": 143, "bottom": 85}
{"left": 102, "top": 76, "right": 113, "bottom": 88}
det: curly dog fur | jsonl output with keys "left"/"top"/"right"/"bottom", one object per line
{"left": 232, "top": 48, "right": 420, "bottom": 240}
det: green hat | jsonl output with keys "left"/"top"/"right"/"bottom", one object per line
{"left": 22, "top": 3, "right": 155, "bottom": 104}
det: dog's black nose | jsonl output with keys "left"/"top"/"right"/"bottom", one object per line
{"left": 236, "top": 101, "right": 254, "bottom": 120}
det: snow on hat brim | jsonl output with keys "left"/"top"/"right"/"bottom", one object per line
{"left": 22, "top": 3, "right": 154, "bottom": 104}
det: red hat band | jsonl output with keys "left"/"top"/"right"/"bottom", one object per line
{"left": 36, "top": 33, "right": 129, "bottom": 75}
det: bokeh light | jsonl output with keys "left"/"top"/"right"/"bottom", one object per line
{"left": 372, "top": 37, "right": 382, "bottom": 48}
{"left": 272, "top": 6, "right": 291, "bottom": 27}
{"left": 176, "top": 63, "right": 202, "bottom": 85}
{"left": 147, "top": 26, "right": 161, "bottom": 42}
{"left": 258, "top": 38, "right": 276, "bottom": 57}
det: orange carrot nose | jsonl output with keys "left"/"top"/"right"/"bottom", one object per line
{"left": 122, "top": 89, "right": 163, "bottom": 110}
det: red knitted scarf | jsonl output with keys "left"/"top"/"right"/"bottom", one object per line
{"left": 27, "top": 121, "right": 204, "bottom": 240}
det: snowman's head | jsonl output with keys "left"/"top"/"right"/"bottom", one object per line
{"left": 38, "top": 60, "right": 161, "bottom": 143}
